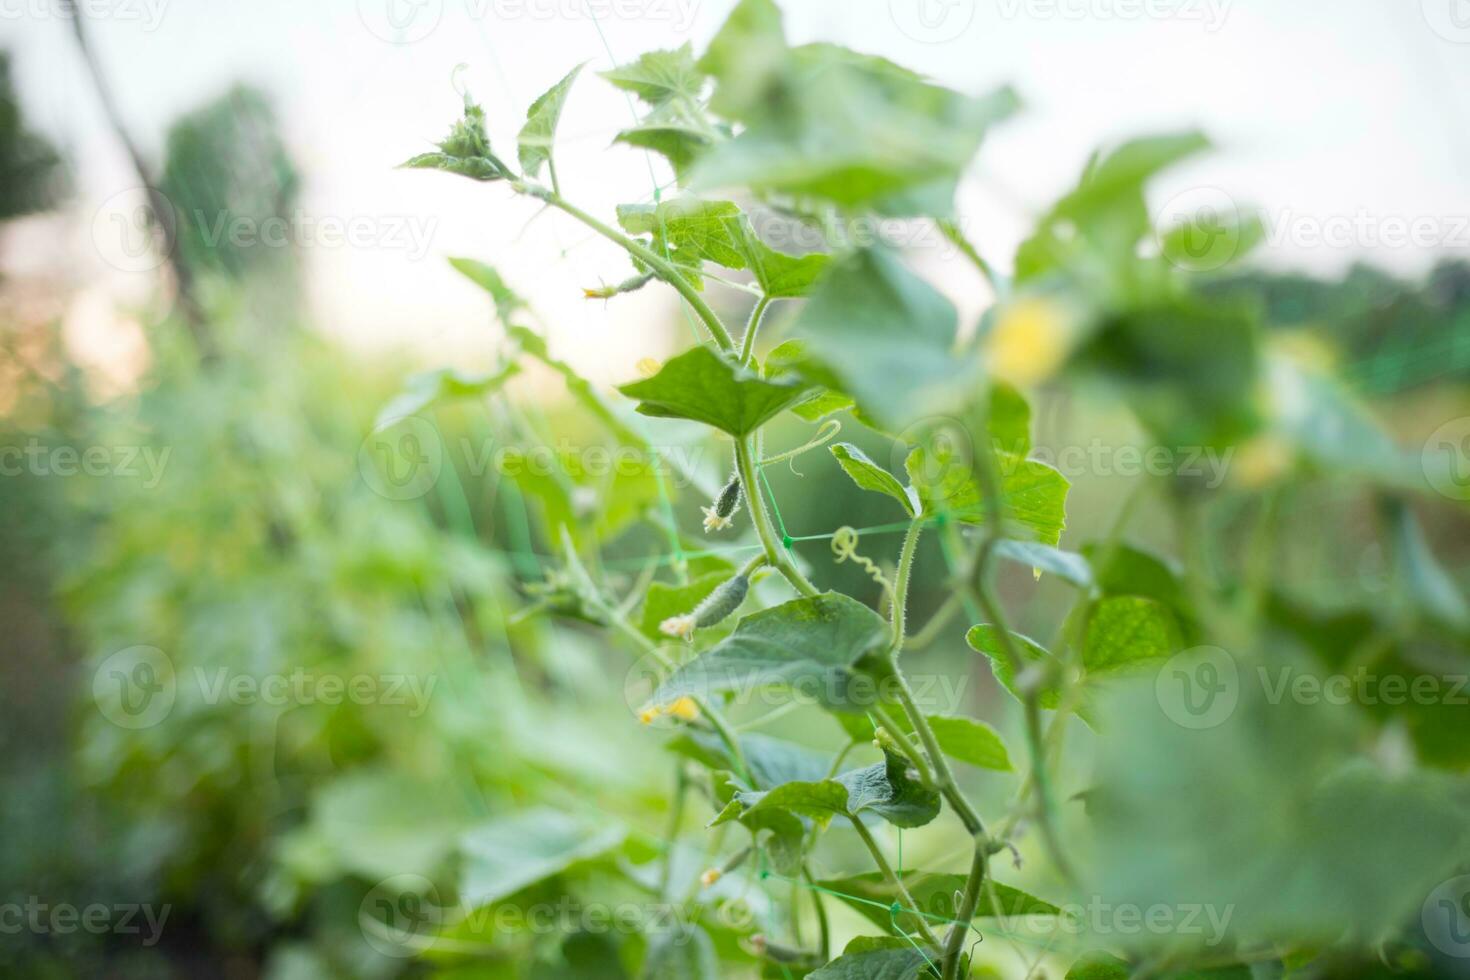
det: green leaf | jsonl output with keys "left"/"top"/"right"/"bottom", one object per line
{"left": 1015, "top": 131, "right": 1209, "bottom": 286}
{"left": 817, "top": 871, "right": 1057, "bottom": 938}
{"left": 448, "top": 256, "right": 527, "bottom": 324}
{"left": 1385, "top": 499, "right": 1470, "bottom": 630}
{"left": 1065, "top": 952, "right": 1132, "bottom": 979}
{"left": 518, "top": 63, "right": 585, "bottom": 178}
{"left": 641, "top": 923, "right": 718, "bottom": 980}
{"left": 839, "top": 711, "right": 1012, "bottom": 772}
{"left": 694, "top": 16, "right": 1020, "bottom": 216}
{"left": 924, "top": 715, "right": 1013, "bottom": 772}
{"left": 993, "top": 540, "right": 1093, "bottom": 590}
{"left": 459, "top": 807, "right": 625, "bottom": 908}
{"left": 616, "top": 196, "right": 828, "bottom": 297}
{"left": 638, "top": 571, "right": 731, "bottom": 641}
{"left": 602, "top": 45, "right": 705, "bottom": 107}
{"left": 617, "top": 346, "right": 814, "bottom": 436}
{"left": 834, "top": 748, "right": 940, "bottom": 828}
{"left": 905, "top": 444, "right": 1070, "bottom": 547}
{"left": 647, "top": 592, "right": 890, "bottom": 714}
{"left": 375, "top": 363, "right": 519, "bottom": 429}
{"left": 400, "top": 93, "right": 509, "bottom": 182}
{"left": 668, "top": 730, "right": 832, "bottom": 790}
{"left": 712, "top": 779, "right": 851, "bottom": 828}
{"left": 1083, "top": 596, "right": 1183, "bottom": 675}
{"left": 792, "top": 247, "right": 971, "bottom": 429}
{"left": 829, "top": 443, "right": 917, "bottom": 517}
{"left": 965, "top": 625, "right": 1065, "bottom": 709}
{"left": 807, "top": 936, "right": 934, "bottom": 980}
{"left": 531, "top": 932, "right": 630, "bottom": 980}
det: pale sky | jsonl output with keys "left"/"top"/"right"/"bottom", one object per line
{"left": 5, "top": 0, "right": 1469, "bottom": 384}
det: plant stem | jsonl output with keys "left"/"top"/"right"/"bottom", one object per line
{"left": 879, "top": 518, "right": 990, "bottom": 979}
{"left": 847, "top": 814, "right": 940, "bottom": 948}
{"left": 938, "top": 218, "right": 1001, "bottom": 298}
{"left": 890, "top": 519, "right": 924, "bottom": 650}
{"left": 735, "top": 437, "right": 818, "bottom": 597}
{"left": 870, "top": 704, "right": 935, "bottom": 789}
{"left": 801, "top": 865, "right": 831, "bottom": 960}
{"left": 659, "top": 766, "right": 688, "bottom": 900}
{"left": 940, "top": 844, "right": 988, "bottom": 980}
{"left": 965, "top": 437, "right": 1075, "bottom": 883}
{"left": 533, "top": 188, "right": 736, "bottom": 352}
{"left": 739, "top": 295, "right": 772, "bottom": 366}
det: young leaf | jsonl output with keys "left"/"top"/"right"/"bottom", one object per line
{"left": 647, "top": 592, "right": 890, "bottom": 714}
{"left": 828, "top": 443, "right": 917, "bottom": 517}
{"left": 400, "top": 93, "right": 509, "bottom": 182}
{"left": 617, "top": 196, "right": 828, "bottom": 298}
{"left": 601, "top": 44, "right": 705, "bottom": 106}
{"left": 458, "top": 807, "right": 625, "bottom": 908}
{"left": 905, "top": 444, "right": 1070, "bottom": 547}
{"left": 616, "top": 346, "right": 814, "bottom": 436}
{"left": 817, "top": 871, "right": 1057, "bottom": 937}
{"left": 834, "top": 748, "right": 940, "bottom": 828}
{"left": 518, "top": 63, "right": 585, "bottom": 179}
{"left": 375, "top": 363, "right": 520, "bottom": 429}
{"left": 791, "top": 246, "right": 971, "bottom": 429}
{"left": 965, "top": 625, "right": 1065, "bottom": 709}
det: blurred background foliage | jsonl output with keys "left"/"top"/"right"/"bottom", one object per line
{"left": 4, "top": 19, "right": 1470, "bottom": 979}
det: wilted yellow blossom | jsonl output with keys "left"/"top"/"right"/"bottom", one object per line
{"left": 667, "top": 696, "right": 699, "bottom": 721}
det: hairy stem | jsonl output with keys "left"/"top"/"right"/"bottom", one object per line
{"left": 739, "top": 295, "right": 772, "bottom": 366}
{"left": 847, "top": 815, "right": 940, "bottom": 948}
{"left": 735, "top": 438, "right": 819, "bottom": 597}
{"left": 533, "top": 189, "right": 735, "bottom": 352}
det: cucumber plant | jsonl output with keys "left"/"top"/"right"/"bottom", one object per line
{"left": 385, "top": 1, "right": 1470, "bottom": 976}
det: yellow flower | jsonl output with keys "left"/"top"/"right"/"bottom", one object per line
{"left": 637, "top": 706, "right": 660, "bottom": 725}
{"left": 667, "top": 696, "right": 699, "bottom": 722}
{"left": 700, "top": 868, "right": 722, "bottom": 889}
{"left": 701, "top": 505, "right": 734, "bottom": 533}
{"left": 659, "top": 614, "right": 696, "bottom": 641}
{"left": 987, "top": 296, "right": 1074, "bottom": 386}
{"left": 1232, "top": 434, "right": 1293, "bottom": 488}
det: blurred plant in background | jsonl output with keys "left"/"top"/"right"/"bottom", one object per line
{"left": 3, "top": 0, "right": 1470, "bottom": 977}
